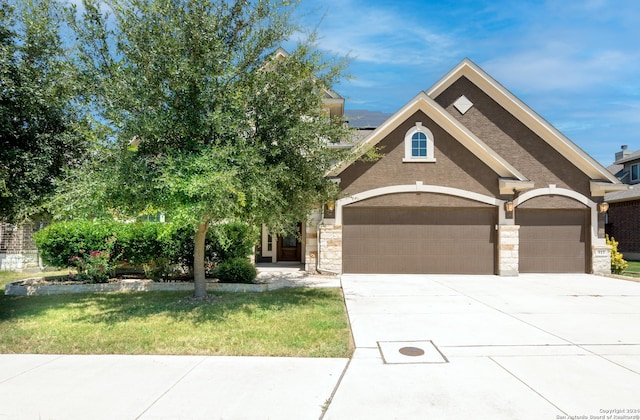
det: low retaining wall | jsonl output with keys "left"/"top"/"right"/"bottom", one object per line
{"left": 5, "top": 278, "right": 281, "bottom": 296}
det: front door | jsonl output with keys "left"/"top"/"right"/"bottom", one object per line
{"left": 277, "top": 223, "right": 302, "bottom": 262}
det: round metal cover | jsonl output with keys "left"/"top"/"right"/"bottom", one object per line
{"left": 398, "top": 346, "right": 425, "bottom": 357}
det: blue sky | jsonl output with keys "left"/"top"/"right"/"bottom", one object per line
{"left": 290, "top": 0, "right": 640, "bottom": 166}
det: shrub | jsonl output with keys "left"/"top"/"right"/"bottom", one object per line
{"left": 34, "top": 220, "right": 119, "bottom": 268}
{"left": 210, "top": 221, "right": 258, "bottom": 262}
{"left": 34, "top": 219, "right": 259, "bottom": 279}
{"left": 70, "top": 250, "right": 116, "bottom": 283}
{"left": 215, "top": 258, "right": 257, "bottom": 284}
{"left": 606, "top": 234, "right": 628, "bottom": 274}
{"left": 116, "top": 222, "right": 169, "bottom": 266}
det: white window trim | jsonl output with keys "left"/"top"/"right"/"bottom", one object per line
{"left": 403, "top": 122, "right": 436, "bottom": 163}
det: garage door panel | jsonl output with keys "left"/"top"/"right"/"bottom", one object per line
{"left": 517, "top": 209, "right": 589, "bottom": 273}
{"left": 342, "top": 207, "right": 496, "bottom": 274}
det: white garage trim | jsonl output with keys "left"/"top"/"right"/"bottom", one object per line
{"left": 335, "top": 183, "right": 506, "bottom": 225}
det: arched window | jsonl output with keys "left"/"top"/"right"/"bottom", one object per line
{"left": 403, "top": 122, "right": 435, "bottom": 162}
{"left": 412, "top": 132, "right": 427, "bottom": 157}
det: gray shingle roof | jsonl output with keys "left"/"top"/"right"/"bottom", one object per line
{"left": 606, "top": 186, "right": 640, "bottom": 202}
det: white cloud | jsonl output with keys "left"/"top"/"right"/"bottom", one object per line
{"left": 297, "top": 0, "right": 461, "bottom": 67}
{"left": 483, "top": 48, "right": 633, "bottom": 93}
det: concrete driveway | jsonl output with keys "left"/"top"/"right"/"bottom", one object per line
{"left": 325, "top": 274, "right": 640, "bottom": 419}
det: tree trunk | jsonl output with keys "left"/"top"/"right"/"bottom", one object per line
{"left": 193, "top": 221, "right": 209, "bottom": 298}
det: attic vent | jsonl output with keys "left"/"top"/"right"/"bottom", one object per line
{"left": 453, "top": 95, "right": 473, "bottom": 115}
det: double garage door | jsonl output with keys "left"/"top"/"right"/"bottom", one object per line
{"left": 342, "top": 207, "right": 497, "bottom": 274}
{"left": 342, "top": 206, "right": 589, "bottom": 274}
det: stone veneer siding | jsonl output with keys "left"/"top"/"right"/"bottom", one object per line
{"left": 592, "top": 244, "right": 612, "bottom": 275}
{"left": 317, "top": 224, "right": 342, "bottom": 274}
{"left": 304, "top": 223, "right": 318, "bottom": 272}
{"left": 498, "top": 225, "right": 519, "bottom": 276}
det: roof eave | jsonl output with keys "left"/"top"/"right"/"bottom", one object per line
{"left": 328, "top": 92, "right": 527, "bottom": 181}
{"left": 427, "top": 58, "right": 621, "bottom": 185}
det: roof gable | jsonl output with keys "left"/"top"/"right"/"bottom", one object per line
{"left": 330, "top": 91, "right": 527, "bottom": 181}
{"left": 427, "top": 59, "right": 619, "bottom": 185}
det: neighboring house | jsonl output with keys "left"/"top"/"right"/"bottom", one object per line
{"left": 260, "top": 58, "right": 624, "bottom": 275}
{"left": 605, "top": 146, "right": 640, "bottom": 260}
{"left": 0, "top": 222, "right": 40, "bottom": 271}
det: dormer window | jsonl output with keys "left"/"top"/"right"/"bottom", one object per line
{"left": 403, "top": 122, "right": 435, "bottom": 162}
{"left": 631, "top": 163, "right": 640, "bottom": 182}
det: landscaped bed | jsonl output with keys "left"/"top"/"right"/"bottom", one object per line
{"left": 5, "top": 275, "right": 279, "bottom": 295}
{"left": 0, "top": 271, "right": 353, "bottom": 358}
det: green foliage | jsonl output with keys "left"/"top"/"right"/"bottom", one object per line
{"left": 211, "top": 221, "right": 259, "bottom": 261}
{"left": 0, "top": 0, "right": 89, "bottom": 223}
{"left": 359, "top": 145, "right": 386, "bottom": 163}
{"left": 34, "top": 220, "right": 258, "bottom": 279}
{"left": 70, "top": 250, "right": 116, "bottom": 283}
{"left": 606, "top": 234, "right": 628, "bottom": 274}
{"left": 55, "top": 0, "right": 351, "bottom": 295}
{"left": 34, "top": 220, "right": 119, "bottom": 268}
{"left": 215, "top": 258, "right": 257, "bottom": 284}
{"left": 115, "top": 222, "right": 173, "bottom": 266}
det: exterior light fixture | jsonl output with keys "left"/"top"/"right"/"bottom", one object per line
{"left": 504, "top": 201, "right": 515, "bottom": 212}
{"left": 327, "top": 201, "right": 335, "bottom": 211}
{"left": 598, "top": 202, "right": 609, "bottom": 213}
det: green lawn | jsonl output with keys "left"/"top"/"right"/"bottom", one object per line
{"left": 0, "top": 269, "right": 69, "bottom": 289}
{"left": 624, "top": 260, "right": 640, "bottom": 276}
{"left": 0, "top": 271, "right": 353, "bottom": 357}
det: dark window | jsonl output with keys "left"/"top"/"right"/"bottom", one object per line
{"left": 411, "top": 132, "right": 427, "bottom": 157}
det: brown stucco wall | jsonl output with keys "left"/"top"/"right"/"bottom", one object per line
{"left": 434, "top": 77, "right": 593, "bottom": 200}
{"left": 338, "top": 110, "right": 500, "bottom": 201}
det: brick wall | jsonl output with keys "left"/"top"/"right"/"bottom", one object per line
{"left": 606, "top": 200, "right": 640, "bottom": 257}
{"left": 0, "top": 222, "right": 38, "bottom": 253}
{"left": 0, "top": 222, "right": 40, "bottom": 271}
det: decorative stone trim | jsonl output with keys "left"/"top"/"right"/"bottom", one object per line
{"left": 0, "top": 252, "right": 38, "bottom": 271}
{"left": 305, "top": 211, "right": 322, "bottom": 272}
{"left": 498, "top": 225, "right": 519, "bottom": 276}
{"left": 318, "top": 224, "right": 342, "bottom": 274}
{"left": 5, "top": 278, "right": 283, "bottom": 296}
{"left": 592, "top": 244, "right": 612, "bottom": 275}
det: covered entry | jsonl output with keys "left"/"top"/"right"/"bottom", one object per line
{"left": 517, "top": 209, "right": 590, "bottom": 273}
{"left": 342, "top": 206, "right": 497, "bottom": 274}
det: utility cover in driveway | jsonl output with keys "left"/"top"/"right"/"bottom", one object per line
{"left": 342, "top": 207, "right": 496, "bottom": 274}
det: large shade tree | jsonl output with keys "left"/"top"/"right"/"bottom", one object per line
{"left": 57, "top": 0, "right": 350, "bottom": 297}
{"left": 0, "top": 0, "right": 89, "bottom": 223}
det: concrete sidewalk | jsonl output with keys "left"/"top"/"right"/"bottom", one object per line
{"left": 0, "top": 354, "right": 348, "bottom": 419}
{"left": 325, "top": 274, "right": 640, "bottom": 419}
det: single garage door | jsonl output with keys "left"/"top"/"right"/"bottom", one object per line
{"left": 342, "top": 207, "right": 496, "bottom": 274}
{"left": 517, "top": 209, "right": 589, "bottom": 273}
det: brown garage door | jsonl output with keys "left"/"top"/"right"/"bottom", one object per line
{"left": 342, "top": 207, "right": 496, "bottom": 274}
{"left": 517, "top": 209, "right": 589, "bottom": 273}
